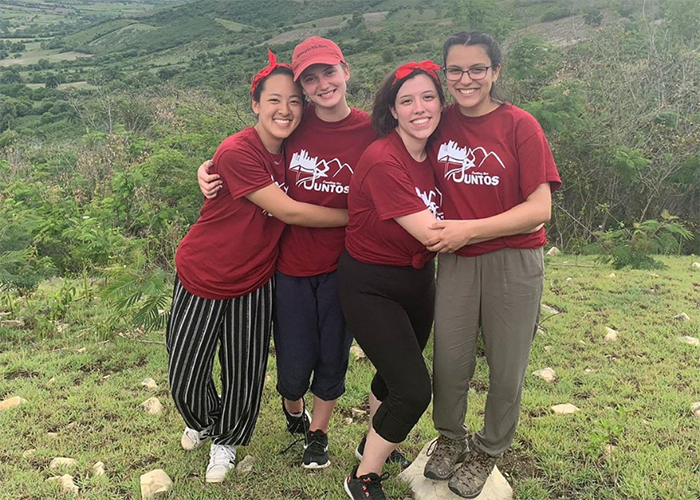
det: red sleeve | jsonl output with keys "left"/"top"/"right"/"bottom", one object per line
{"left": 516, "top": 120, "right": 562, "bottom": 200}
{"left": 216, "top": 147, "right": 275, "bottom": 201}
{"left": 364, "top": 161, "right": 429, "bottom": 221}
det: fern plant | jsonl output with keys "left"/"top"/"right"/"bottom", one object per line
{"left": 101, "top": 249, "right": 172, "bottom": 333}
{"left": 595, "top": 212, "right": 694, "bottom": 269}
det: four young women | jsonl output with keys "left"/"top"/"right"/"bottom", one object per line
{"left": 178, "top": 30, "right": 561, "bottom": 500}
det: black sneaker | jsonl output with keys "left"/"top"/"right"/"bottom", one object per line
{"left": 302, "top": 429, "right": 330, "bottom": 469}
{"left": 355, "top": 434, "right": 412, "bottom": 469}
{"left": 282, "top": 397, "right": 311, "bottom": 435}
{"left": 344, "top": 466, "right": 389, "bottom": 500}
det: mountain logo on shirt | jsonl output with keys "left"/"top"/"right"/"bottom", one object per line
{"left": 289, "top": 149, "right": 352, "bottom": 194}
{"left": 415, "top": 187, "right": 444, "bottom": 220}
{"left": 437, "top": 140, "right": 504, "bottom": 186}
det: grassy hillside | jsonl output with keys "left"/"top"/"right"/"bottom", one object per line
{"left": 2, "top": 256, "right": 699, "bottom": 499}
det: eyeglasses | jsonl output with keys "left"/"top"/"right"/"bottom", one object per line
{"left": 442, "top": 65, "right": 492, "bottom": 81}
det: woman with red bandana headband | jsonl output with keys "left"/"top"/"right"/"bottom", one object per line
{"left": 338, "top": 61, "right": 446, "bottom": 500}
{"left": 421, "top": 32, "right": 562, "bottom": 499}
{"left": 168, "top": 51, "right": 347, "bottom": 484}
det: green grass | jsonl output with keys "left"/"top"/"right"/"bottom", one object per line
{"left": 214, "top": 18, "right": 249, "bottom": 32}
{"left": 0, "top": 49, "right": 92, "bottom": 67}
{"left": 1, "top": 255, "right": 700, "bottom": 499}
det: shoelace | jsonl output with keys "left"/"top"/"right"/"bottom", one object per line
{"left": 209, "top": 445, "right": 236, "bottom": 467}
{"left": 425, "top": 435, "right": 464, "bottom": 457}
{"left": 306, "top": 431, "right": 328, "bottom": 452}
{"left": 426, "top": 435, "right": 452, "bottom": 457}
{"left": 362, "top": 472, "right": 390, "bottom": 499}
{"left": 279, "top": 400, "right": 311, "bottom": 455}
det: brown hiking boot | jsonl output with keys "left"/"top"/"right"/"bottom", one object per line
{"left": 447, "top": 445, "right": 498, "bottom": 498}
{"left": 423, "top": 435, "right": 470, "bottom": 480}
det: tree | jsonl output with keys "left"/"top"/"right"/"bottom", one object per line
{"left": 45, "top": 73, "right": 61, "bottom": 89}
{"left": 381, "top": 48, "right": 395, "bottom": 63}
{"left": 0, "top": 68, "right": 22, "bottom": 84}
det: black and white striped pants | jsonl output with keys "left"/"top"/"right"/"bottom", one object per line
{"left": 166, "top": 276, "right": 273, "bottom": 446}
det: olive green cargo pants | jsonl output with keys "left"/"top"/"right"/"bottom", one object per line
{"left": 431, "top": 247, "right": 544, "bottom": 456}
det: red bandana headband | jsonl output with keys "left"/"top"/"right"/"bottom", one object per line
{"left": 251, "top": 49, "right": 293, "bottom": 95}
{"left": 392, "top": 60, "right": 442, "bottom": 86}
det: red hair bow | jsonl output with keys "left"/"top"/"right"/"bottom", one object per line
{"left": 392, "top": 60, "right": 442, "bottom": 86}
{"left": 251, "top": 49, "right": 293, "bottom": 95}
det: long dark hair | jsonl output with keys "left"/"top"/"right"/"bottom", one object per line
{"left": 371, "top": 69, "right": 446, "bottom": 137}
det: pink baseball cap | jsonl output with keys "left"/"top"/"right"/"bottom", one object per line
{"left": 292, "top": 36, "right": 345, "bottom": 80}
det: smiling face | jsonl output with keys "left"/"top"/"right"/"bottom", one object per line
{"left": 391, "top": 73, "right": 442, "bottom": 151}
{"left": 298, "top": 63, "right": 349, "bottom": 111}
{"left": 252, "top": 72, "right": 303, "bottom": 153}
{"left": 444, "top": 44, "right": 501, "bottom": 117}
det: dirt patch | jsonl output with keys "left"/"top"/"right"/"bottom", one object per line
{"left": 4, "top": 369, "right": 41, "bottom": 380}
{"left": 499, "top": 446, "right": 541, "bottom": 481}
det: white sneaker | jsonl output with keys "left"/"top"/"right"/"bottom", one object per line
{"left": 205, "top": 443, "right": 236, "bottom": 483}
{"left": 181, "top": 426, "right": 208, "bottom": 451}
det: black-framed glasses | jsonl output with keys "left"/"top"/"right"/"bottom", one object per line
{"left": 442, "top": 65, "right": 492, "bottom": 81}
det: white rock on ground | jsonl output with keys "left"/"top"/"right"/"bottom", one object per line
{"left": 565, "top": 277, "right": 573, "bottom": 285}
{"left": 678, "top": 336, "right": 700, "bottom": 346}
{"left": 399, "top": 440, "right": 512, "bottom": 500}
{"left": 140, "top": 469, "right": 173, "bottom": 499}
{"left": 541, "top": 304, "right": 560, "bottom": 316}
{"left": 0, "top": 319, "right": 25, "bottom": 328}
{"left": 50, "top": 457, "right": 77, "bottom": 469}
{"left": 350, "top": 408, "right": 367, "bottom": 418}
{"left": 674, "top": 313, "right": 690, "bottom": 321}
{"left": 350, "top": 345, "right": 366, "bottom": 361}
{"left": 93, "top": 461, "right": 106, "bottom": 476}
{"left": 141, "top": 397, "right": 164, "bottom": 415}
{"left": 141, "top": 378, "right": 158, "bottom": 390}
{"left": 691, "top": 262, "right": 700, "bottom": 269}
{"left": 47, "top": 474, "right": 79, "bottom": 495}
{"left": 22, "top": 448, "right": 36, "bottom": 458}
{"left": 604, "top": 327, "right": 618, "bottom": 342}
{"left": 551, "top": 403, "right": 580, "bottom": 414}
{"left": 691, "top": 402, "right": 700, "bottom": 418}
{"left": 236, "top": 455, "right": 255, "bottom": 473}
{"left": 533, "top": 368, "right": 557, "bottom": 383}
{"left": 0, "top": 396, "right": 27, "bottom": 411}
{"left": 546, "top": 247, "right": 561, "bottom": 256}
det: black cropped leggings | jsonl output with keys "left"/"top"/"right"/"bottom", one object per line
{"left": 337, "top": 251, "right": 435, "bottom": 443}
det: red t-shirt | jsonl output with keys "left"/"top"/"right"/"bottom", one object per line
{"left": 431, "top": 103, "right": 562, "bottom": 257}
{"left": 276, "top": 105, "right": 375, "bottom": 276}
{"left": 175, "top": 127, "right": 286, "bottom": 299}
{"left": 345, "top": 130, "right": 442, "bottom": 269}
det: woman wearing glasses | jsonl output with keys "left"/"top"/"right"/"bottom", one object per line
{"left": 421, "top": 32, "right": 561, "bottom": 499}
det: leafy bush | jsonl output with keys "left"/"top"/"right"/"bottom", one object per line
{"left": 101, "top": 249, "right": 172, "bottom": 333}
{"left": 595, "top": 213, "right": 694, "bottom": 269}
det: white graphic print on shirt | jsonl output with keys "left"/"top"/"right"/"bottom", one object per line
{"left": 289, "top": 149, "right": 352, "bottom": 195}
{"left": 437, "top": 140, "right": 505, "bottom": 186}
{"left": 415, "top": 187, "right": 444, "bottom": 220}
